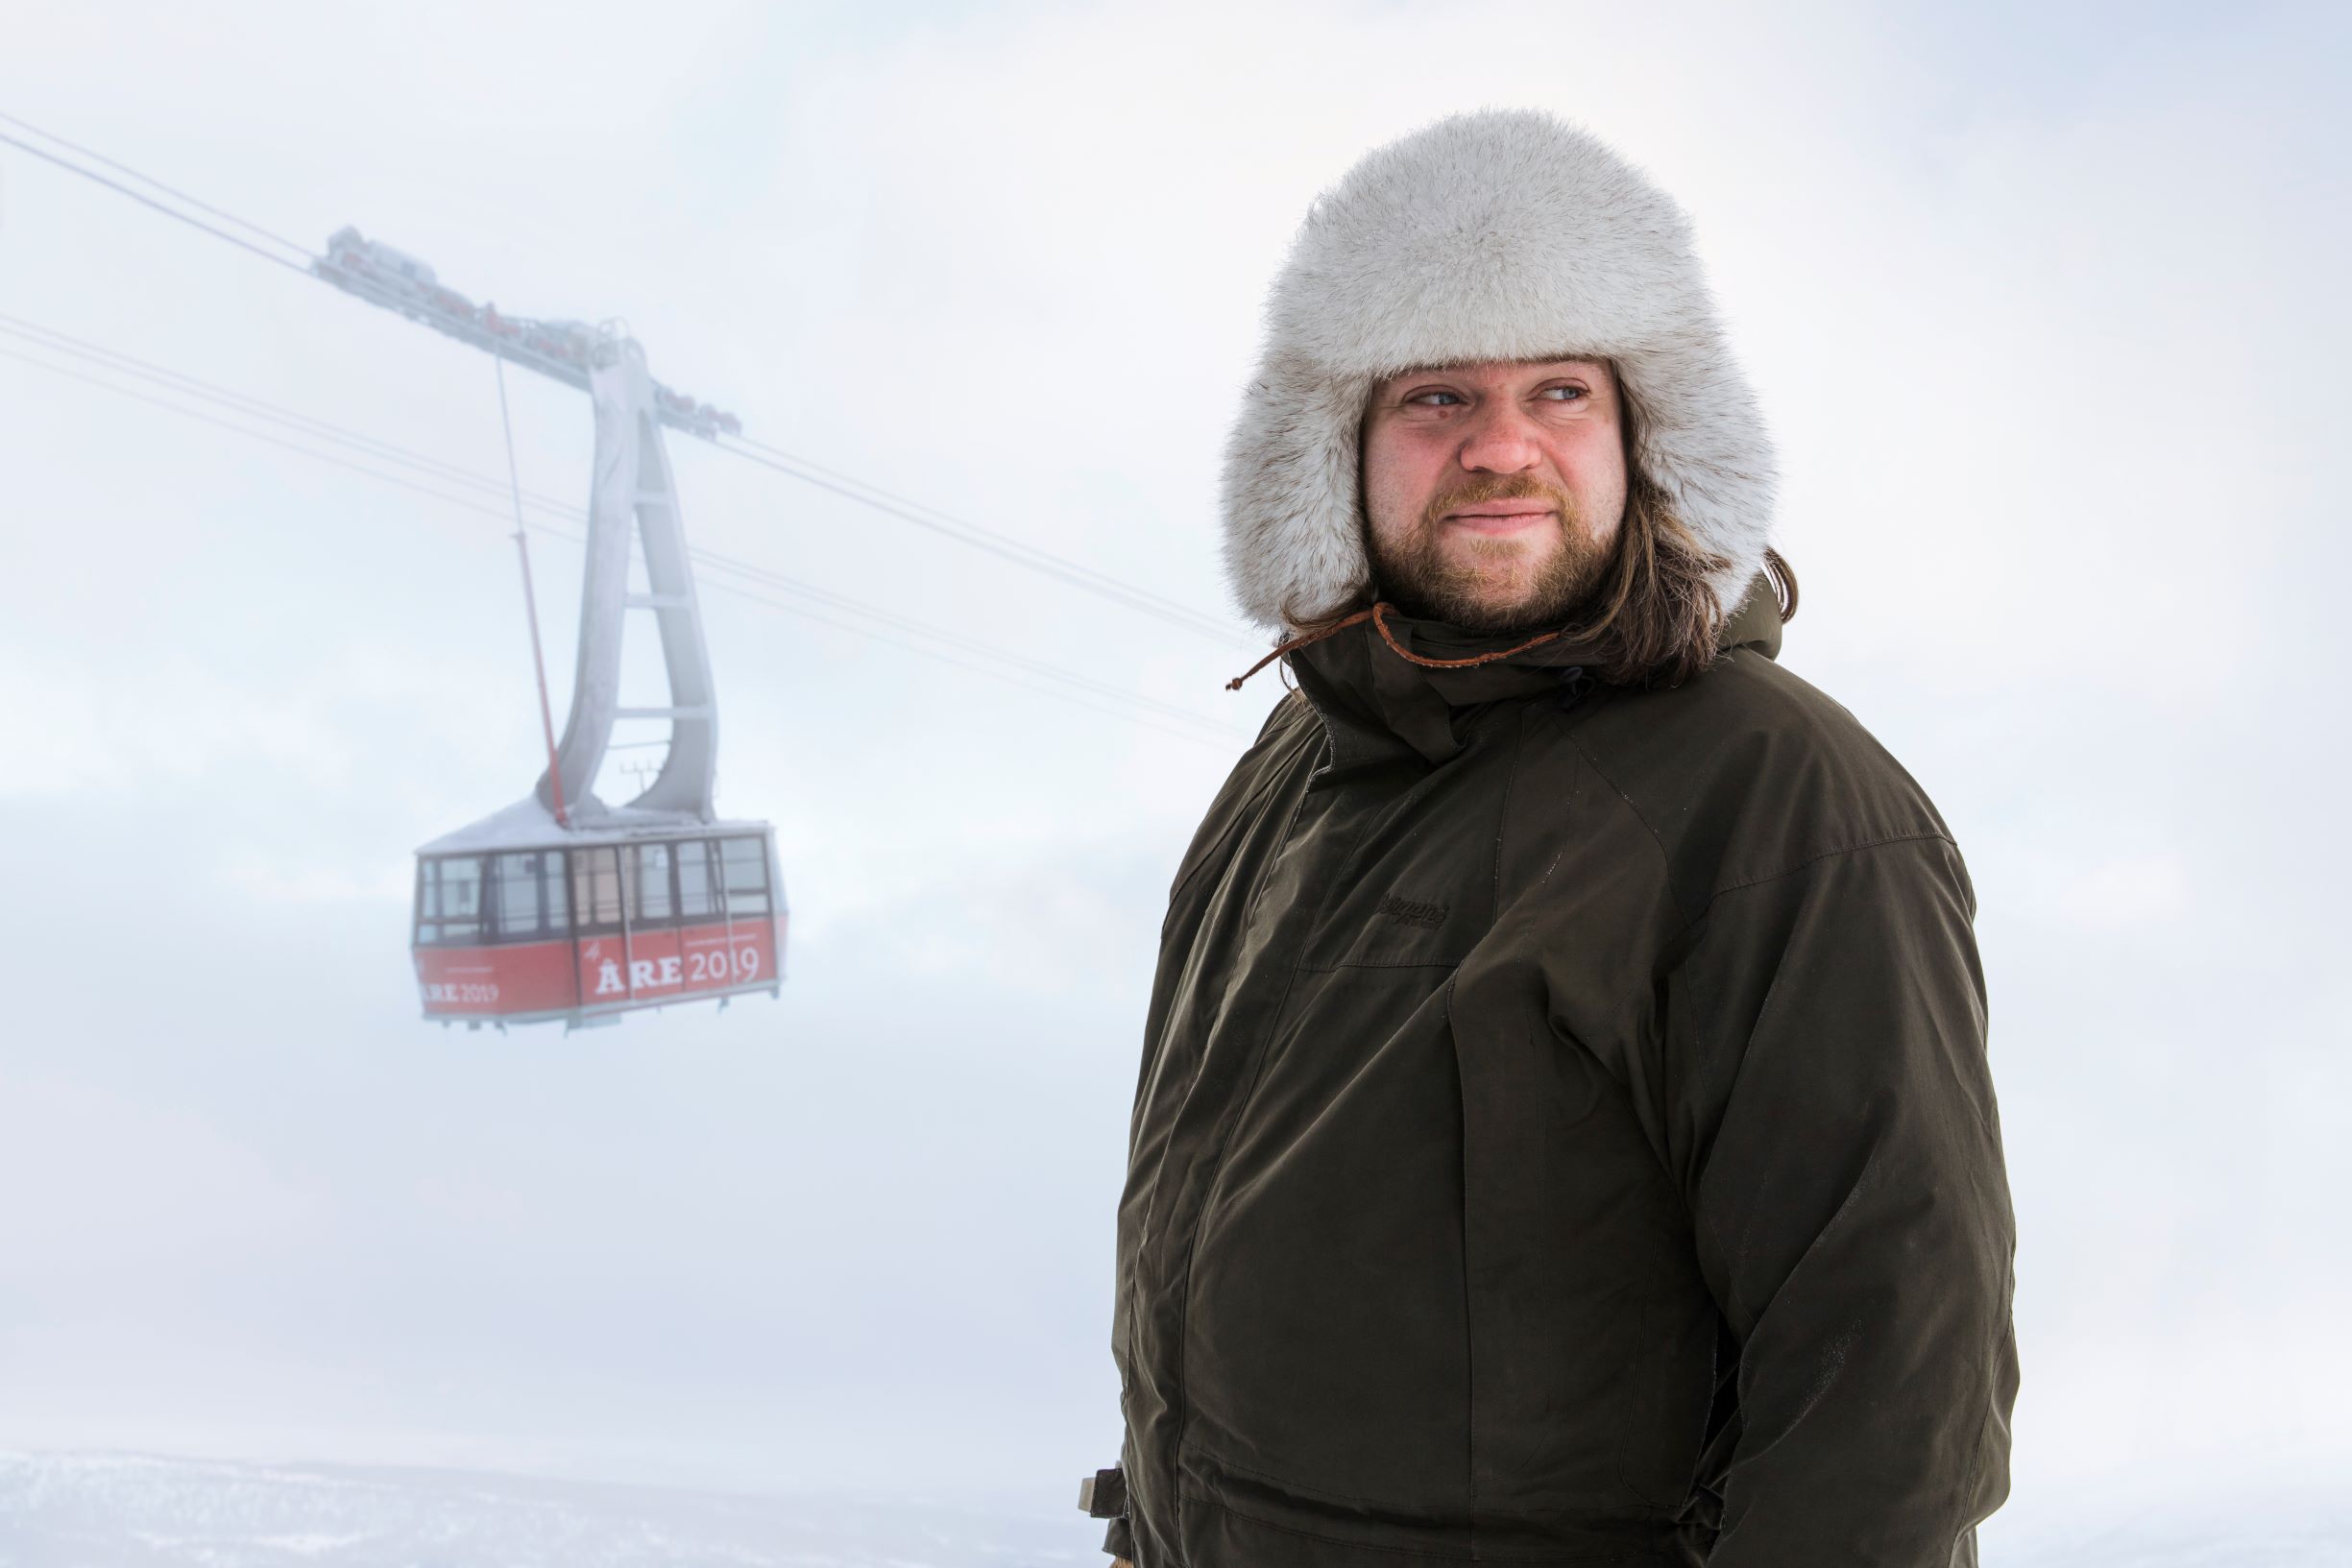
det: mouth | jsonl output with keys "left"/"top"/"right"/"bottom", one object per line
{"left": 1441, "top": 505, "right": 1556, "bottom": 538}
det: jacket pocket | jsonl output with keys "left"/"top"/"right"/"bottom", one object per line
{"left": 1181, "top": 966, "right": 1473, "bottom": 1514}
{"left": 1454, "top": 1001, "right": 1716, "bottom": 1515}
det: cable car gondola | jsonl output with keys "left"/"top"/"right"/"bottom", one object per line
{"left": 407, "top": 319, "right": 783, "bottom": 1029}
{"left": 412, "top": 809, "right": 781, "bottom": 1028}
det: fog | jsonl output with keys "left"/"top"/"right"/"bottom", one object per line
{"left": 2, "top": 1, "right": 2346, "bottom": 1560}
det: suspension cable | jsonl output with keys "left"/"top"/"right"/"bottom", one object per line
{"left": 0, "top": 110, "right": 313, "bottom": 259}
{"left": 495, "top": 344, "right": 571, "bottom": 827}
{"left": 715, "top": 434, "right": 1249, "bottom": 646}
{"left": 0, "top": 338, "right": 1249, "bottom": 747}
{"left": 0, "top": 126, "right": 315, "bottom": 277}
{"left": 0, "top": 109, "right": 1260, "bottom": 653}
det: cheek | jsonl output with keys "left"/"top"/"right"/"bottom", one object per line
{"left": 1361, "top": 429, "right": 1435, "bottom": 543}
{"left": 1550, "top": 434, "right": 1629, "bottom": 537}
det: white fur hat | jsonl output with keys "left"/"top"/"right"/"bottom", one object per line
{"left": 1220, "top": 109, "right": 1777, "bottom": 631}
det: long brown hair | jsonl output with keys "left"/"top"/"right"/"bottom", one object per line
{"left": 1291, "top": 363, "right": 1796, "bottom": 687}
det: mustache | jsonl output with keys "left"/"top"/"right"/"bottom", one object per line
{"left": 1418, "top": 474, "right": 1577, "bottom": 530}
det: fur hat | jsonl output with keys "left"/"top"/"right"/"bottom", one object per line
{"left": 1220, "top": 109, "right": 1777, "bottom": 632}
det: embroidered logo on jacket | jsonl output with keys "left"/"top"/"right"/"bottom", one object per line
{"left": 1376, "top": 894, "right": 1448, "bottom": 929}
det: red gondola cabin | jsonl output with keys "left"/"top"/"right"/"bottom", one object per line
{"left": 413, "top": 812, "right": 784, "bottom": 1028}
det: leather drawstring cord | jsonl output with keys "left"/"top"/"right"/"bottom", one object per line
{"left": 1225, "top": 609, "right": 1375, "bottom": 691}
{"left": 1226, "top": 602, "right": 1566, "bottom": 691}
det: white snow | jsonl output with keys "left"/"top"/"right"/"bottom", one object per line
{"left": 0, "top": 1451, "right": 1088, "bottom": 1568}
{"left": 2, "top": 1450, "right": 2344, "bottom": 1567}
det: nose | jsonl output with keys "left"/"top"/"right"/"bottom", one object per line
{"left": 1456, "top": 398, "right": 1543, "bottom": 473}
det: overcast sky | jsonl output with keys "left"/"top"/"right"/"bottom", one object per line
{"left": 2, "top": 0, "right": 2346, "bottom": 1554}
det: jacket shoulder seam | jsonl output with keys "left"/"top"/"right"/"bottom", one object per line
{"left": 1702, "top": 829, "right": 1956, "bottom": 909}
{"left": 1567, "top": 718, "right": 1956, "bottom": 935}
{"left": 1657, "top": 832, "right": 1963, "bottom": 998}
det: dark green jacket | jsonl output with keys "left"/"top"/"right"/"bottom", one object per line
{"left": 1105, "top": 587, "right": 2017, "bottom": 1567}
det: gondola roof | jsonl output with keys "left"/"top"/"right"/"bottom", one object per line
{"left": 417, "top": 793, "right": 774, "bottom": 856}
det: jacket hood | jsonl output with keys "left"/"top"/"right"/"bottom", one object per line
{"left": 1220, "top": 109, "right": 1778, "bottom": 633}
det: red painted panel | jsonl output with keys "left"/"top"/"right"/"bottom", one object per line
{"left": 576, "top": 918, "right": 778, "bottom": 1008}
{"left": 416, "top": 920, "right": 778, "bottom": 1021}
{"left": 415, "top": 938, "right": 576, "bottom": 1017}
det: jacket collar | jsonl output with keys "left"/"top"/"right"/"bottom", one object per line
{"left": 1287, "top": 574, "right": 1782, "bottom": 771}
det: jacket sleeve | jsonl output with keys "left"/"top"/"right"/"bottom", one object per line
{"left": 1663, "top": 833, "right": 2017, "bottom": 1567}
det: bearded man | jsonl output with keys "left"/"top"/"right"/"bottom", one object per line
{"left": 1081, "top": 112, "right": 2018, "bottom": 1567}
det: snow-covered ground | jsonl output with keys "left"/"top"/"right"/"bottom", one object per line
{"left": 1, "top": 1450, "right": 2344, "bottom": 1567}
{"left": 0, "top": 1452, "right": 1087, "bottom": 1568}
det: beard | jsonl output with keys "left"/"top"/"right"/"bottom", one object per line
{"left": 1366, "top": 473, "right": 1616, "bottom": 635}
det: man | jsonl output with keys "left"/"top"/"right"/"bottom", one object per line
{"left": 1084, "top": 111, "right": 2018, "bottom": 1567}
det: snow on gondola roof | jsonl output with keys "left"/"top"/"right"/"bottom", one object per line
{"left": 416, "top": 793, "right": 773, "bottom": 856}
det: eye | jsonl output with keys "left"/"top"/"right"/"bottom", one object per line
{"left": 1405, "top": 389, "right": 1465, "bottom": 406}
{"left": 1538, "top": 384, "right": 1588, "bottom": 402}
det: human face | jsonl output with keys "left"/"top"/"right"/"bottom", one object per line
{"left": 1360, "top": 357, "right": 1629, "bottom": 633}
